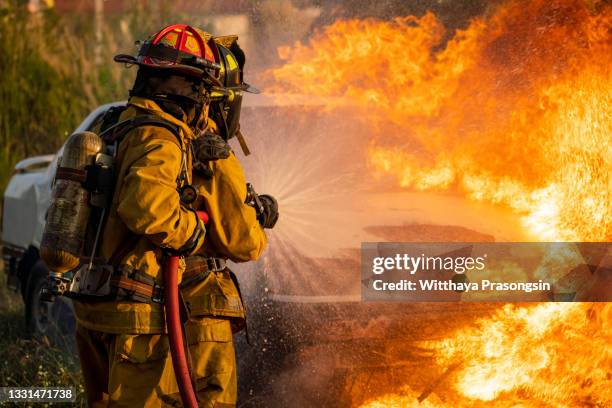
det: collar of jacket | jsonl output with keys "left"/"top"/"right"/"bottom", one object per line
{"left": 127, "top": 96, "right": 196, "bottom": 141}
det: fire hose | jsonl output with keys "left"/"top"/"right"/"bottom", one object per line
{"left": 165, "top": 210, "right": 209, "bottom": 408}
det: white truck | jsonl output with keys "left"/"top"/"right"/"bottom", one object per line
{"left": 1, "top": 102, "right": 120, "bottom": 345}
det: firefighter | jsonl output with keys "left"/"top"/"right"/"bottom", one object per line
{"left": 72, "top": 25, "right": 277, "bottom": 407}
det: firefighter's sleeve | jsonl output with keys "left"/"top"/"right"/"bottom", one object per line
{"left": 197, "top": 153, "right": 267, "bottom": 262}
{"left": 116, "top": 129, "right": 204, "bottom": 253}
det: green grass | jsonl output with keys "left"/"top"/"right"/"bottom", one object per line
{"left": 0, "top": 5, "right": 109, "bottom": 403}
{"left": 0, "top": 266, "right": 85, "bottom": 405}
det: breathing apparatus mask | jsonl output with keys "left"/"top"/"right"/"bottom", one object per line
{"left": 130, "top": 67, "right": 212, "bottom": 132}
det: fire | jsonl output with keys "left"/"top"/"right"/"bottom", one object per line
{"left": 358, "top": 303, "right": 611, "bottom": 407}
{"left": 268, "top": 0, "right": 611, "bottom": 241}
{"left": 267, "top": 0, "right": 611, "bottom": 406}
{"left": 436, "top": 303, "right": 610, "bottom": 404}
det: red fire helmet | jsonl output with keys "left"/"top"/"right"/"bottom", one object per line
{"left": 115, "top": 24, "right": 221, "bottom": 83}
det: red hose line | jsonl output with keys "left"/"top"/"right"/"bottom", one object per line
{"left": 165, "top": 211, "right": 209, "bottom": 408}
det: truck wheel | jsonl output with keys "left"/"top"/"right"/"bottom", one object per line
{"left": 25, "top": 260, "right": 76, "bottom": 349}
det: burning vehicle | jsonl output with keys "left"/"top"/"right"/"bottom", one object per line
{"left": 234, "top": 0, "right": 611, "bottom": 405}
{"left": 1, "top": 0, "right": 611, "bottom": 406}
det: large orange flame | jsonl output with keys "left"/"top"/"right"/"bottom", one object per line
{"left": 358, "top": 303, "right": 611, "bottom": 407}
{"left": 437, "top": 303, "right": 611, "bottom": 405}
{"left": 269, "top": 0, "right": 611, "bottom": 242}
{"left": 267, "top": 0, "right": 611, "bottom": 406}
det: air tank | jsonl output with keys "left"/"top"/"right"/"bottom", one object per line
{"left": 40, "top": 131, "right": 103, "bottom": 273}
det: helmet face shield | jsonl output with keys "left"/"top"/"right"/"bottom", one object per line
{"left": 218, "top": 45, "right": 242, "bottom": 88}
{"left": 215, "top": 44, "right": 244, "bottom": 140}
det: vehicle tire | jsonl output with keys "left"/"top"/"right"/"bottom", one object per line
{"left": 24, "top": 260, "right": 76, "bottom": 350}
{"left": 17, "top": 246, "right": 40, "bottom": 301}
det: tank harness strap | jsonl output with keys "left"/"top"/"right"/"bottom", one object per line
{"left": 100, "top": 114, "right": 182, "bottom": 145}
{"left": 180, "top": 256, "right": 226, "bottom": 288}
{"left": 110, "top": 275, "right": 164, "bottom": 303}
{"left": 56, "top": 167, "right": 87, "bottom": 183}
{"left": 103, "top": 257, "right": 225, "bottom": 304}
{"left": 108, "top": 265, "right": 164, "bottom": 304}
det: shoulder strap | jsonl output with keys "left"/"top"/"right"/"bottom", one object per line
{"left": 99, "top": 106, "right": 128, "bottom": 133}
{"left": 100, "top": 114, "right": 183, "bottom": 146}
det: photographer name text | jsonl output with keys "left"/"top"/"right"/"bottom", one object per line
{"left": 370, "top": 254, "right": 551, "bottom": 293}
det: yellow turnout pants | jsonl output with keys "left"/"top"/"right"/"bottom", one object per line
{"left": 76, "top": 316, "right": 237, "bottom": 408}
